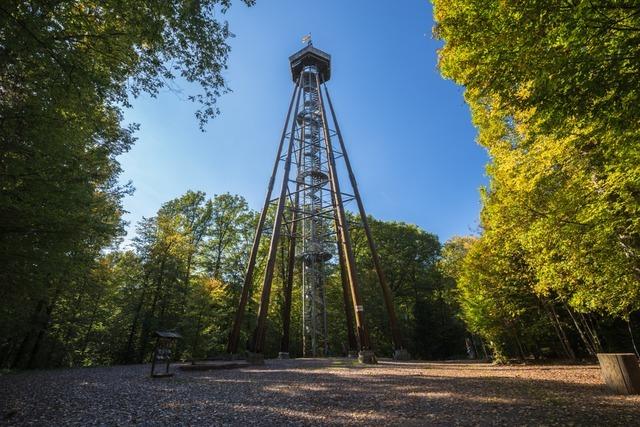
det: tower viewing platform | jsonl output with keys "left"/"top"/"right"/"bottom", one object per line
{"left": 289, "top": 44, "right": 331, "bottom": 83}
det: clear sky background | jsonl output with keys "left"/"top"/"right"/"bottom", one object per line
{"left": 120, "top": 0, "right": 487, "bottom": 244}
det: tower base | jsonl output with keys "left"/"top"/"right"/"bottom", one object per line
{"left": 278, "top": 352, "right": 290, "bottom": 359}
{"left": 358, "top": 350, "right": 378, "bottom": 364}
{"left": 393, "top": 349, "right": 411, "bottom": 361}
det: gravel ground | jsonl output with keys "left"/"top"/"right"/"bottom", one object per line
{"left": 1, "top": 358, "right": 639, "bottom": 426}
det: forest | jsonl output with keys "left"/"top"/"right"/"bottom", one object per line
{"left": 433, "top": 0, "right": 640, "bottom": 362}
{"left": 2, "top": 0, "right": 639, "bottom": 369}
{"left": 3, "top": 188, "right": 465, "bottom": 368}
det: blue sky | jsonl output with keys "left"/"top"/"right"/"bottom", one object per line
{"left": 120, "top": 0, "right": 487, "bottom": 244}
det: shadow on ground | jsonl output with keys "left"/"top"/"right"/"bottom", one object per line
{"left": 1, "top": 358, "right": 638, "bottom": 426}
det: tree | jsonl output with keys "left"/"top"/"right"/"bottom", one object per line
{"left": 433, "top": 0, "right": 640, "bottom": 317}
{"left": 192, "top": 193, "right": 255, "bottom": 357}
{"left": 353, "top": 217, "right": 466, "bottom": 359}
{"left": 0, "top": 0, "right": 253, "bottom": 369}
{"left": 433, "top": 0, "right": 640, "bottom": 359}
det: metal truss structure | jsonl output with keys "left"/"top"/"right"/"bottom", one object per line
{"left": 227, "top": 43, "right": 408, "bottom": 363}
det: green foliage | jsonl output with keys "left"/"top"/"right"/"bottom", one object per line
{"left": 0, "top": 0, "right": 252, "bottom": 368}
{"left": 353, "top": 218, "right": 466, "bottom": 359}
{"left": 121, "top": 192, "right": 255, "bottom": 363}
{"left": 433, "top": 0, "right": 640, "bottom": 360}
{"left": 25, "top": 191, "right": 255, "bottom": 367}
{"left": 1, "top": 184, "right": 473, "bottom": 366}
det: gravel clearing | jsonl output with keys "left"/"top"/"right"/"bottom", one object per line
{"left": 1, "top": 358, "right": 638, "bottom": 426}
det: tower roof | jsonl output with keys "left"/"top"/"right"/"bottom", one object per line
{"left": 289, "top": 45, "right": 331, "bottom": 83}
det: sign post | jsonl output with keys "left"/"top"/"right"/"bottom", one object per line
{"left": 150, "top": 331, "right": 182, "bottom": 378}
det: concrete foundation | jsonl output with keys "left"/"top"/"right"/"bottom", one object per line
{"left": 393, "top": 348, "right": 411, "bottom": 361}
{"left": 246, "top": 351, "right": 265, "bottom": 365}
{"left": 278, "top": 352, "right": 290, "bottom": 359}
{"left": 358, "top": 350, "right": 378, "bottom": 364}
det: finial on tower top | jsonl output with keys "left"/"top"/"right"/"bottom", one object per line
{"left": 302, "top": 33, "right": 312, "bottom": 46}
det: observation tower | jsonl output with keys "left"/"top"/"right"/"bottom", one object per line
{"left": 227, "top": 39, "right": 409, "bottom": 363}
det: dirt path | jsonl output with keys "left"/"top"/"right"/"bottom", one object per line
{"left": 1, "top": 358, "right": 638, "bottom": 426}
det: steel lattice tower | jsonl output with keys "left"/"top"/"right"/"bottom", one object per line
{"left": 227, "top": 42, "right": 409, "bottom": 363}
{"left": 298, "top": 66, "right": 331, "bottom": 356}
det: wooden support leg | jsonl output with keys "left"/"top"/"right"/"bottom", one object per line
{"left": 330, "top": 176, "right": 358, "bottom": 354}
{"left": 249, "top": 76, "right": 303, "bottom": 358}
{"left": 280, "top": 135, "right": 304, "bottom": 357}
{"left": 227, "top": 82, "right": 301, "bottom": 355}
{"left": 315, "top": 73, "right": 374, "bottom": 363}
{"left": 323, "top": 83, "right": 407, "bottom": 359}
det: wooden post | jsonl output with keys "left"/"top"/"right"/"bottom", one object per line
{"left": 150, "top": 336, "right": 159, "bottom": 376}
{"left": 597, "top": 353, "right": 640, "bottom": 395}
{"left": 280, "top": 128, "right": 304, "bottom": 357}
{"left": 329, "top": 163, "right": 358, "bottom": 354}
{"left": 315, "top": 73, "right": 374, "bottom": 362}
{"left": 249, "top": 77, "right": 302, "bottom": 357}
{"left": 227, "top": 80, "right": 301, "bottom": 355}
{"left": 323, "top": 83, "right": 406, "bottom": 357}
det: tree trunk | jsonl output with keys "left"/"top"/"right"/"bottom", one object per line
{"left": 138, "top": 256, "right": 167, "bottom": 363}
{"left": 580, "top": 313, "right": 602, "bottom": 352}
{"left": 79, "top": 303, "right": 101, "bottom": 361}
{"left": 564, "top": 303, "right": 597, "bottom": 356}
{"left": 191, "top": 241, "right": 226, "bottom": 359}
{"left": 123, "top": 270, "right": 151, "bottom": 363}
{"left": 11, "top": 300, "right": 45, "bottom": 368}
{"left": 628, "top": 317, "right": 639, "bottom": 358}
{"left": 27, "top": 287, "right": 61, "bottom": 369}
{"left": 546, "top": 301, "right": 576, "bottom": 360}
{"left": 480, "top": 337, "right": 489, "bottom": 360}
{"left": 511, "top": 323, "right": 526, "bottom": 361}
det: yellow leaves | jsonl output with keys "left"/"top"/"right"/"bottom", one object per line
{"left": 189, "top": 275, "right": 227, "bottom": 308}
{"left": 513, "top": 85, "right": 536, "bottom": 118}
{"left": 440, "top": 236, "right": 477, "bottom": 281}
{"left": 434, "top": 0, "right": 640, "bottom": 355}
{"left": 200, "top": 276, "right": 226, "bottom": 300}
{"left": 431, "top": 0, "right": 467, "bottom": 25}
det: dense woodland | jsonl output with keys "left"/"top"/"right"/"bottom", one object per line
{"left": 2, "top": 187, "right": 465, "bottom": 367}
{"left": 1, "top": 1, "right": 639, "bottom": 368}
{"left": 433, "top": 0, "right": 640, "bottom": 362}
